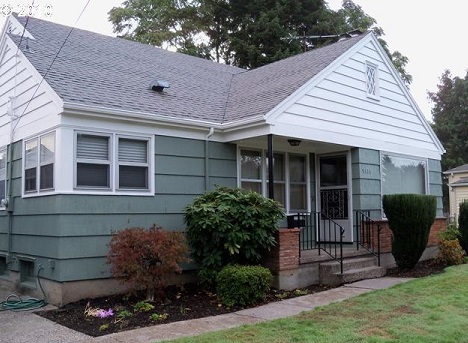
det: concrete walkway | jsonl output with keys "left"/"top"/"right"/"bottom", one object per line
{"left": 0, "top": 277, "right": 413, "bottom": 343}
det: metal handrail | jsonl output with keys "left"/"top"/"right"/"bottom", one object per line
{"left": 355, "top": 210, "right": 382, "bottom": 266}
{"left": 292, "top": 212, "right": 345, "bottom": 274}
{"left": 318, "top": 212, "right": 345, "bottom": 274}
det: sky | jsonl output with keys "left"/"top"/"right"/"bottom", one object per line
{"left": 0, "top": 0, "right": 467, "bottom": 122}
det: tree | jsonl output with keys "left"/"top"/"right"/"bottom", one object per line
{"left": 429, "top": 70, "right": 468, "bottom": 171}
{"left": 108, "top": 0, "right": 412, "bottom": 82}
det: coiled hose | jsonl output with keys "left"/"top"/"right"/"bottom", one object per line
{"left": 0, "top": 266, "right": 48, "bottom": 311}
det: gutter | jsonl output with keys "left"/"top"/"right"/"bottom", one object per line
{"left": 62, "top": 102, "right": 266, "bottom": 133}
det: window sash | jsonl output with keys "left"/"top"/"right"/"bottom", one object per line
{"left": 76, "top": 134, "right": 111, "bottom": 189}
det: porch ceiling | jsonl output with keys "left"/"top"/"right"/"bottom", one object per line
{"left": 233, "top": 135, "right": 352, "bottom": 154}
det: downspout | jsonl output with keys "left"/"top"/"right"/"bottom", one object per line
{"left": 6, "top": 96, "right": 16, "bottom": 264}
{"left": 205, "top": 127, "right": 215, "bottom": 192}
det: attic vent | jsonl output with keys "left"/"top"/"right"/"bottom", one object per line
{"left": 150, "top": 79, "right": 170, "bottom": 92}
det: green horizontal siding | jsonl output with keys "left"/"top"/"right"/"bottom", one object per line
{"left": 428, "top": 158, "right": 443, "bottom": 217}
{"left": 5, "top": 136, "right": 237, "bottom": 283}
{"left": 351, "top": 148, "right": 381, "bottom": 215}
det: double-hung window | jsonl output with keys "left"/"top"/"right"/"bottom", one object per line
{"left": 76, "top": 134, "right": 111, "bottom": 188}
{"left": 75, "top": 132, "right": 150, "bottom": 192}
{"left": 0, "top": 149, "right": 6, "bottom": 203}
{"left": 240, "top": 149, "right": 308, "bottom": 213}
{"left": 118, "top": 138, "right": 149, "bottom": 190}
{"left": 24, "top": 132, "right": 55, "bottom": 193}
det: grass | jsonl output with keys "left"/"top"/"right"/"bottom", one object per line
{"left": 162, "top": 264, "right": 468, "bottom": 343}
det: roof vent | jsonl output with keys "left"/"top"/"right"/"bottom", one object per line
{"left": 150, "top": 79, "right": 170, "bottom": 92}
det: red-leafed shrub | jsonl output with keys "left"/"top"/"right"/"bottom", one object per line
{"left": 107, "top": 225, "right": 189, "bottom": 301}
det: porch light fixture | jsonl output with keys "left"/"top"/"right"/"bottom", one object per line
{"left": 149, "top": 79, "right": 170, "bottom": 92}
{"left": 288, "top": 139, "right": 301, "bottom": 147}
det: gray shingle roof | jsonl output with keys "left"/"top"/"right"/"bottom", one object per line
{"left": 10, "top": 16, "right": 367, "bottom": 125}
{"left": 444, "top": 164, "right": 468, "bottom": 174}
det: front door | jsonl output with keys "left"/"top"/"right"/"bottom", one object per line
{"left": 318, "top": 154, "right": 352, "bottom": 242}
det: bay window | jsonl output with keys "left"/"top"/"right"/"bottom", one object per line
{"left": 24, "top": 132, "right": 55, "bottom": 193}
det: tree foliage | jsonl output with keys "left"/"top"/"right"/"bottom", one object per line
{"left": 108, "top": 0, "right": 411, "bottom": 83}
{"left": 430, "top": 70, "right": 468, "bottom": 171}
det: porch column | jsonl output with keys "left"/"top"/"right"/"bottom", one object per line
{"left": 267, "top": 134, "right": 274, "bottom": 199}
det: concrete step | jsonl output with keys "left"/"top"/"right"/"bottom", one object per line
{"left": 319, "top": 255, "right": 386, "bottom": 286}
{"left": 320, "top": 256, "right": 377, "bottom": 275}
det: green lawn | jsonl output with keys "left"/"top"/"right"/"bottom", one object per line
{"left": 162, "top": 264, "right": 468, "bottom": 343}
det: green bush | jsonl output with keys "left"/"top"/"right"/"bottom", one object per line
{"left": 437, "top": 225, "right": 464, "bottom": 265}
{"left": 216, "top": 265, "right": 272, "bottom": 307}
{"left": 184, "top": 187, "right": 284, "bottom": 286}
{"left": 382, "top": 194, "right": 436, "bottom": 269}
{"left": 458, "top": 201, "right": 468, "bottom": 252}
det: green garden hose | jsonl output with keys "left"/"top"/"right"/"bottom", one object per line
{"left": 0, "top": 267, "right": 48, "bottom": 311}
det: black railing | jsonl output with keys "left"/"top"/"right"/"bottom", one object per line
{"left": 289, "top": 212, "right": 345, "bottom": 274}
{"left": 355, "top": 210, "right": 382, "bottom": 266}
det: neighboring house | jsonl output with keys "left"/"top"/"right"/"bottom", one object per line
{"left": 444, "top": 164, "right": 468, "bottom": 223}
{"left": 0, "top": 15, "right": 444, "bottom": 305}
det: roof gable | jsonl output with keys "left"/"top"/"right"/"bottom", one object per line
{"left": 260, "top": 33, "right": 444, "bottom": 159}
{"left": 223, "top": 34, "right": 366, "bottom": 123}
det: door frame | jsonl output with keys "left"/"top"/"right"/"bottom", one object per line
{"left": 315, "top": 150, "right": 353, "bottom": 243}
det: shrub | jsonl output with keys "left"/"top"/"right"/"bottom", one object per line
{"left": 107, "top": 225, "right": 189, "bottom": 301}
{"left": 382, "top": 194, "right": 436, "bottom": 269}
{"left": 458, "top": 201, "right": 468, "bottom": 252}
{"left": 184, "top": 187, "right": 284, "bottom": 286}
{"left": 437, "top": 225, "right": 465, "bottom": 265}
{"left": 216, "top": 265, "right": 272, "bottom": 307}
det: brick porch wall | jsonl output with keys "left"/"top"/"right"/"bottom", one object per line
{"left": 262, "top": 228, "right": 300, "bottom": 272}
{"left": 363, "top": 217, "right": 446, "bottom": 253}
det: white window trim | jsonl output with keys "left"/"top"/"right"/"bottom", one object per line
{"left": 116, "top": 135, "right": 151, "bottom": 191}
{"left": 22, "top": 131, "right": 56, "bottom": 197}
{"left": 365, "top": 61, "right": 380, "bottom": 100}
{"left": 0, "top": 147, "right": 6, "bottom": 210}
{"left": 74, "top": 131, "right": 154, "bottom": 195}
{"left": 238, "top": 148, "right": 310, "bottom": 214}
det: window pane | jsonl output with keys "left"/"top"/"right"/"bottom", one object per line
{"left": 290, "top": 184, "right": 307, "bottom": 212}
{"left": 320, "top": 156, "right": 347, "bottom": 187}
{"left": 290, "top": 155, "right": 306, "bottom": 182}
{"left": 366, "top": 64, "right": 377, "bottom": 95}
{"left": 119, "top": 166, "right": 148, "bottom": 189}
{"left": 0, "top": 150, "right": 6, "bottom": 171}
{"left": 40, "top": 133, "right": 55, "bottom": 165}
{"left": 241, "top": 150, "right": 262, "bottom": 180}
{"left": 119, "top": 139, "right": 147, "bottom": 163}
{"left": 381, "top": 155, "right": 426, "bottom": 195}
{"left": 25, "top": 140, "right": 38, "bottom": 169}
{"left": 77, "top": 163, "right": 109, "bottom": 187}
{"left": 241, "top": 181, "right": 262, "bottom": 194}
{"left": 77, "top": 135, "right": 109, "bottom": 160}
{"left": 0, "top": 180, "right": 5, "bottom": 201}
{"left": 40, "top": 164, "right": 54, "bottom": 189}
{"left": 273, "top": 153, "right": 284, "bottom": 181}
{"left": 25, "top": 168, "right": 37, "bottom": 192}
{"left": 274, "top": 183, "right": 285, "bottom": 206}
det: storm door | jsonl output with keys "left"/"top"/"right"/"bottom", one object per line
{"left": 318, "top": 155, "right": 352, "bottom": 242}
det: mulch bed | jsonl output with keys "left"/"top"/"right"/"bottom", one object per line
{"left": 36, "top": 259, "right": 450, "bottom": 337}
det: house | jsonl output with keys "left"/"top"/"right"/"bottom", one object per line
{"left": 0, "top": 14, "right": 445, "bottom": 305}
{"left": 444, "top": 164, "right": 468, "bottom": 223}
